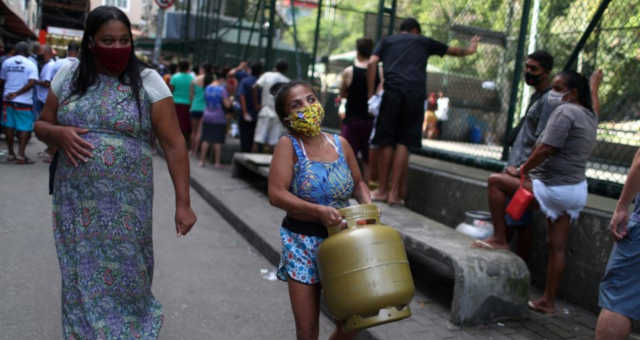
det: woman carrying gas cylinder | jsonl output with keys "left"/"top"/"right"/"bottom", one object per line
{"left": 268, "top": 80, "right": 371, "bottom": 340}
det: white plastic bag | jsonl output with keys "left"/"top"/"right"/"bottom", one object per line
{"left": 368, "top": 91, "right": 383, "bottom": 117}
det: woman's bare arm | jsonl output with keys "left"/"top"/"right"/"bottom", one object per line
{"left": 151, "top": 97, "right": 196, "bottom": 236}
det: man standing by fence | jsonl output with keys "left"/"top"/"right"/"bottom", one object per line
{"left": 367, "top": 18, "right": 479, "bottom": 205}
{"left": 473, "top": 51, "right": 556, "bottom": 255}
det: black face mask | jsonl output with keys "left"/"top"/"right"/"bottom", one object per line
{"left": 524, "top": 72, "right": 543, "bottom": 86}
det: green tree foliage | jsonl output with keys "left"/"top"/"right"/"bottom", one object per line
{"left": 285, "top": 0, "right": 639, "bottom": 122}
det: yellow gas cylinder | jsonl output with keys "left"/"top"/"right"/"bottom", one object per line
{"left": 317, "top": 204, "right": 415, "bottom": 331}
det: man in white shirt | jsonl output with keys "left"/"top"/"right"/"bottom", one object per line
{"left": 34, "top": 44, "right": 56, "bottom": 119}
{"left": 50, "top": 42, "right": 80, "bottom": 76}
{"left": 252, "top": 59, "right": 290, "bottom": 152}
{"left": 0, "top": 41, "right": 39, "bottom": 164}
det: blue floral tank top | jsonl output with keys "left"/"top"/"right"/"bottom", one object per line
{"left": 289, "top": 134, "right": 354, "bottom": 209}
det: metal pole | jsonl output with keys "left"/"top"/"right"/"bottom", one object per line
{"left": 564, "top": 0, "right": 612, "bottom": 71}
{"left": 182, "top": 0, "right": 191, "bottom": 56}
{"left": 502, "top": 0, "right": 532, "bottom": 161}
{"left": 311, "top": 0, "right": 323, "bottom": 79}
{"left": 213, "top": 0, "right": 223, "bottom": 65}
{"left": 257, "top": 0, "right": 266, "bottom": 58}
{"left": 519, "top": 0, "right": 540, "bottom": 121}
{"left": 265, "top": 0, "right": 277, "bottom": 70}
{"left": 153, "top": 9, "right": 165, "bottom": 65}
{"left": 193, "top": 0, "right": 201, "bottom": 65}
{"left": 243, "top": 0, "right": 262, "bottom": 60}
{"left": 289, "top": 0, "right": 302, "bottom": 78}
{"left": 235, "top": 0, "right": 247, "bottom": 63}
{"left": 375, "top": 0, "right": 385, "bottom": 42}
{"left": 387, "top": 0, "right": 397, "bottom": 36}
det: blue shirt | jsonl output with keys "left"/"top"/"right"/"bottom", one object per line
{"left": 203, "top": 85, "right": 228, "bottom": 124}
{"left": 234, "top": 70, "right": 249, "bottom": 82}
{"left": 237, "top": 75, "right": 260, "bottom": 118}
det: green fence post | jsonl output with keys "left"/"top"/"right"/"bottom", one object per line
{"left": 243, "top": 0, "right": 262, "bottom": 61}
{"left": 376, "top": 0, "right": 385, "bottom": 42}
{"left": 387, "top": 0, "right": 397, "bottom": 36}
{"left": 501, "top": 0, "right": 532, "bottom": 161}
{"left": 311, "top": 0, "right": 323, "bottom": 80}
{"left": 564, "top": 0, "right": 612, "bottom": 71}
{"left": 235, "top": 0, "right": 246, "bottom": 62}
{"left": 265, "top": 0, "right": 277, "bottom": 70}
{"left": 289, "top": 0, "right": 303, "bottom": 79}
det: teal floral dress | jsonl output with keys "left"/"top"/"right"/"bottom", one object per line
{"left": 52, "top": 62, "right": 165, "bottom": 339}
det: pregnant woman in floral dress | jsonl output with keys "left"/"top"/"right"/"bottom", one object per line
{"left": 34, "top": 6, "right": 196, "bottom": 339}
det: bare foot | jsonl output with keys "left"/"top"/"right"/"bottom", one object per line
{"left": 471, "top": 239, "right": 509, "bottom": 250}
{"left": 213, "top": 164, "right": 224, "bottom": 169}
{"left": 198, "top": 161, "right": 205, "bottom": 168}
{"left": 528, "top": 298, "right": 555, "bottom": 315}
{"left": 371, "top": 190, "right": 388, "bottom": 202}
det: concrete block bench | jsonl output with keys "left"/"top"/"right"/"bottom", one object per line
{"left": 231, "top": 152, "right": 530, "bottom": 325}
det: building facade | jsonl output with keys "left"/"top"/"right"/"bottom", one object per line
{"left": 0, "top": 0, "right": 39, "bottom": 39}
{"left": 90, "top": 0, "right": 157, "bottom": 37}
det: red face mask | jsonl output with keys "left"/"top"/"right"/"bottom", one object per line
{"left": 93, "top": 44, "right": 131, "bottom": 74}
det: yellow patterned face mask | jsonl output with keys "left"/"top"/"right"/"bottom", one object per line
{"left": 286, "top": 103, "right": 325, "bottom": 136}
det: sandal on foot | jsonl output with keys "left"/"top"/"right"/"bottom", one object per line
{"left": 15, "top": 156, "right": 34, "bottom": 164}
{"left": 528, "top": 300, "right": 555, "bottom": 315}
{"left": 6, "top": 154, "right": 17, "bottom": 162}
{"left": 471, "top": 240, "right": 509, "bottom": 250}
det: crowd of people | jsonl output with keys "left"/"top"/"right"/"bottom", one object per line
{"left": 1, "top": 4, "right": 637, "bottom": 339}
{"left": 0, "top": 40, "right": 79, "bottom": 164}
{"left": 157, "top": 57, "right": 296, "bottom": 168}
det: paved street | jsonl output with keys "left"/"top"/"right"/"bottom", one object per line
{"left": 0, "top": 140, "right": 336, "bottom": 339}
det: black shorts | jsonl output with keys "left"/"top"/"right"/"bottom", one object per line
{"left": 201, "top": 122, "right": 226, "bottom": 144}
{"left": 372, "top": 87, "right": 425, "bottom": 149}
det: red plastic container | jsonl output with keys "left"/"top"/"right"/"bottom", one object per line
{"left": 505, "top": 175, "right": 534, "bottom": 220}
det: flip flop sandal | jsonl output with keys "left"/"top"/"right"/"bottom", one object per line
{"left": 528, "top": 301, "right": 555, "bottom": 315}
{"left": 15, "top": 156, "right": 34, "bottom": 164}
{"left": 6, "top": 155, "right": 17, "bottom": 162}
{"left": 472, "top": 240, "right": 496, "bottom": 250}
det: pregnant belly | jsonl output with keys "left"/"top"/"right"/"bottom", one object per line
{"left": 56, "top": 132, "right": 153, "bottom": 186}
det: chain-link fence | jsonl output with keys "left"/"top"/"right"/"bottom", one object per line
{"left": 317, "top": 1, "right": 526, "bottom": 171}
{"left": 537, "top": 0, "right": 639, "bottom": 193}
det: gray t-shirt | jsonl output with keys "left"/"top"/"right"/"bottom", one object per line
{"left": 530, "top": 103, "right": 598, "bottom": 186}
{"left": 508, "top": 89, "right": 560, "bottom": 166}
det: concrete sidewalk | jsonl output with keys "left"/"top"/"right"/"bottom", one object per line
{"left": 188, "top": 155, "right": 628, "bottom": 340}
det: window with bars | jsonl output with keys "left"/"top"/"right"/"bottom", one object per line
{"left": 104, "top": 0, "right": 129, "bottom": 11}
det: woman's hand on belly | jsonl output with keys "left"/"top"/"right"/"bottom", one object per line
{"left": 53, "top": 126, "right": 94, "bottom": 167}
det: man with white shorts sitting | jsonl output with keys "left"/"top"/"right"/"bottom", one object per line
{"left": 253, "top": 59, "right": 290, "bottom": 153}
